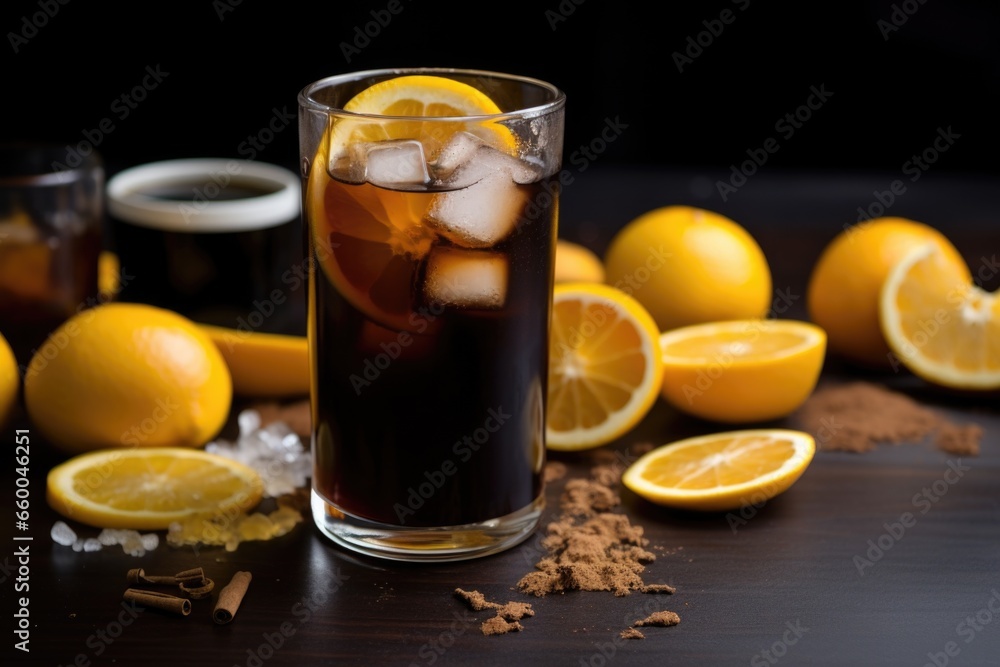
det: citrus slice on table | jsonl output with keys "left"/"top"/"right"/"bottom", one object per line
{"left": 546, "top": 283, "right": 664, "bottom": 450}
{"left": 880, "top": 242, "right": 1000, "bottom": 389}
{"left": 308, "top": 75, "right": 516, "bottom": 332}
{"left": 659, "top": 319, "right": 827, "bottom": 423}
{"left": 47, "top": 448, "right": 264, "bottom": 530}
{"left": 622, "top": 429, "right": 816, "bottom": 512}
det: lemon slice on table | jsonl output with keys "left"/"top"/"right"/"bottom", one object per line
{"left": 658, "top": 319, "right": 826, "bottom": 423}
{"left": 330, "top": 74, "right": 517, "bottom": 158}
{"left": 880, "top": 242, "right": 1000, "bottom": 389}
{"left": 546, "top": 283, "right": 664, "bottom": 451}
{"left": 622, "top": 429, "right": 815, "bottom": 512}
{"left": 47, "top": 448, "right": 264, "bottom": 530}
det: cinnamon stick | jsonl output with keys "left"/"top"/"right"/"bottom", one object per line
{"left": 127, "top": 567, "right": 206, "bottom": 586}
{"left": 213, "top": 571, "right": 252, "bottom": 624}
{"left": 175, "top": 568, "right": 205, "bottom": 584}
{"left": 127, "top": 568, "right": 178, "bottom": 585}
{"left": 180, "top": 578, "right": 215, "bottom": 599}
{"left": 123, "top": 589, "right": 192, "bottom": 616}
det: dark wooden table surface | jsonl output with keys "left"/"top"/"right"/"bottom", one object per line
{"left": 4, "top": 166, "right": 1000, "bottom": 667}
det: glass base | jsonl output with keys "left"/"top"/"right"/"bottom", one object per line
{"left": 311, "top": 490, "right": 544, "bottom": 562}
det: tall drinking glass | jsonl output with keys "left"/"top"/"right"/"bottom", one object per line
{"left": 299, "top": 68, "right": 564, "bottom": 561}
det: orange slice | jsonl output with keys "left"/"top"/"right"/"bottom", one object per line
{"left": 307, "top": 75, "right": 516, "bottom": 332}
{"left": 330, "top": 74, "right": 516, "bottom": 158}
{"left": 659, "top": 319, "right": 826, "bottom": 423}
{"left": 47, "top": 448, "right": 264, "bottom": 530}
{"left": 546, "top": 283, "right": 664, "bottom": 450}
{"left": 623, "top": 429, "right": 815, "bottom": 512}
{"left": 880, "top": 242, "right": 999, "bottom": 389}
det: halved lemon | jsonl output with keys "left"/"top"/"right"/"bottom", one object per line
{"left": 546, "top": 283, "right": 664, "bottom": 450}
{"left": 330, "top": 74, "right": 516, "bottom": 158}
{"left": 199, "top": 324, "right": 309, "bottom": 398}
{"left": 880, "top": 242, "right": 999, "bottom": 389}
{"left": 47, "top": 448, "right": 264, "bottom": 530}
{"left": 659, "top": 319, "right": 826, "bottom": 423}
{"left": 622, "top": 429, "right": 815, "bottom": 512}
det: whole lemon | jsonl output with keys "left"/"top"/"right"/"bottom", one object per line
{"left": 807, "top": 217, "right": 966, "bottom": 367}
{"left": 554, "top": 239, "right": 605, "bottom": 284}
{"left": 603, "top": 206, "right": 772, "bottom": 331}
{"left": 24, "top": 303, "right": 232, "bottom": 453}
{"left": 0, "top": 331, "right": 18, "bottom": 427}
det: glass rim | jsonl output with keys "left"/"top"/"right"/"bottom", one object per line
{"left": 0, "top": 142, "right": 102, "bottom": 187}
{"left": 298, "top": 67, "right": 566, "bottom": 121}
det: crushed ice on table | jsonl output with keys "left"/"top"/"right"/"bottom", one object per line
{"left": 50, "top": 521, "right": 77, "bottom": 546}
{"left": 205, "top": 409, "right": 311, "bottom": 498}
{"left": 50, "top": 521, "right": 160, "bottom": 556}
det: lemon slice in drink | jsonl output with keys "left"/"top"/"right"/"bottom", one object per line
{"left": 308, "top": 75, "right": 518, "bottom": 332}
{"left": 623, "top": 429, "right": 815, "bottom": 512}
{"left": 329, "top": 74, "right": 517, "bottom": 158}
{"left": 546, "top": 283, "right": 664, "bottom": 450}
{"left": 47, "top": 448, "right": 264, "bottom": 530}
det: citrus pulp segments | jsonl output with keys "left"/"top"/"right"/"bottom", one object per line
{"left": 46, "top": 448, "right": 264, "bottom": 530}
{"left": 622, "top": 429, "right": 816, "bottom": 512}
{"left": 880, "top": 242, "right": 1000, "bottom": 389}
{"left": 546, "top": 283, "right": 665, "bottom": 450}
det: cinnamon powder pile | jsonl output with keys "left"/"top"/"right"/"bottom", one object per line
{"left": 516, "top": 462, "right": 676, "bottom": 600}
{"left": 793, "top": 381, "right": 983, "bottom": 456}
{"left": 456, "top": 458, "right": 680, "bottom": 638}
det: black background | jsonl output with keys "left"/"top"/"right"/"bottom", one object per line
{"left": 3, "top": 0, "right": 999, "bottom": 181}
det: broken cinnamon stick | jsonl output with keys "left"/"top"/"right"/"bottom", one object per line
{"left": 180, "top": 578, "right": 215, "bottom": 599}
{"left": 213, "top": 571, "right": 252, "bottom": 624}
{"left": 123, "top": 589, "right": 192, "bottom": 616}
{"left": 127, "top": 567, "right": 206, "bottom": 586}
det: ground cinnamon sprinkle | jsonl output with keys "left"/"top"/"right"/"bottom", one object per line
{"left": 632, "top": 610, "right": 681, "bottom": 627}
{"left": 458, "top": 456, "right": 679, "bottom": 638}
{"left": 792, "top": 381, "right": 983, "bottom": 456}
{"left": 454, "top": 588, "right": 535, "bottom": 635}
{"left": 516, "top": 463, "right": 674, "bottom": 600}
{"left": 934, "top": 422, "right": 983, "bottom": 457}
